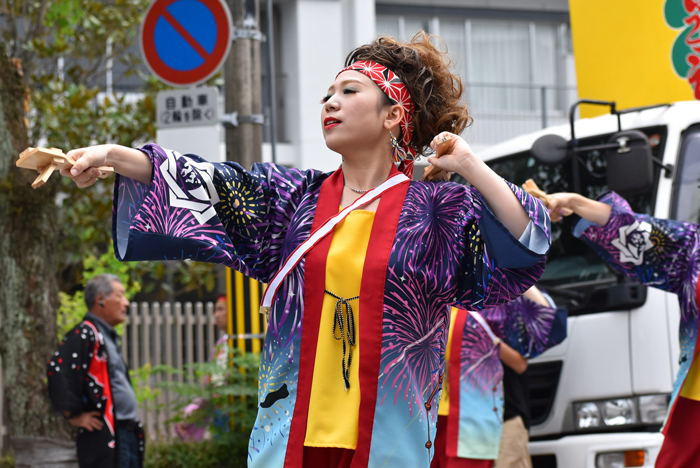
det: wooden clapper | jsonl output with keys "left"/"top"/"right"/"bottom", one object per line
{"left": 522, "top": 179, "right": 573, "bottom": 216}
{"left": 422, "top": 135, "right": 453, "bottom": 181}
{"left": 16, "top": 147, "right": 114, "bottom": 189}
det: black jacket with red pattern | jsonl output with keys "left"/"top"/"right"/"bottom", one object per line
{"left": 47, "top": 314, "right": 144, "bottom": 468}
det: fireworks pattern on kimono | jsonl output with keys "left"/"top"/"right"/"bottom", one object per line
{"left": 215, "top": 166, "right": 265, "bottom": 240}
{"left": 113, "top": 146, "right": 551, "bottom": 468}
{"left": 460, "top": 315, "right": 502, "bottom": 395}
{"left": 378, "top": 182, "right": 473, "bottom": 419}
{"left": 579, "top": 192, "right": 700, "bottom": 323}
{"left": 116, "top": 155, "right": 231, "bottom": 259}
{"left": 392, "top": 181, "right": 465, "bottom": 269}
{"left": 380, "top": 266, "right": 450, "bottom": 415}
{"left": 577, "top": 191, "right": 700, "bottom": 432}
{"left": 486, "top": 296, "right": 558, "bottom": 358}
{"left": 376, "top": 181, "right": 547, "bottom": 424}
{"left": 263, "top": 178, "right": 323, "bottom": 361}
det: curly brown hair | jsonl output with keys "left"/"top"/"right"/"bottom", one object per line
{"left": 344, "top": 32, "right": 472, "bottom": 156}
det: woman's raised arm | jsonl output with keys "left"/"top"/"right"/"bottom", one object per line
{"left": 427, "top": 132, "right": 531, "bottom": 238}
{"left": 60, "top": 144, "right": 153, "bottom": 186}
{"left": 547, "top": 192, "right": 612, "bottom": 225}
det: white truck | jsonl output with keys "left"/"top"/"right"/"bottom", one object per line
{"left": 474, "top": 101, "right": 700, "bottom": 468}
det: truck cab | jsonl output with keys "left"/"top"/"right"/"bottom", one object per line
{"left": 474, "top": 101, "right": 700, "bottom": 468}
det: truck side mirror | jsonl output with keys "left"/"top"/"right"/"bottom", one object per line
{"left": 605, "top": 130, "right": 654, "bottom": 196}
{"left": 531, "top": 134, "right": 571, "bottom": 165}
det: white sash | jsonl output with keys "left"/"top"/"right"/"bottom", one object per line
{"left": 260, "top": 172, "right": 410, "bottom": 315}
{"left": 469, "top": 311, "right": 502, "bottom": 346}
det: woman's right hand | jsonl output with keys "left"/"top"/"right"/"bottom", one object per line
{"left": 547, "top": 192, "right": 578, "bottom": 222}
{"left": 60, "top": 144, "right": 153, "bottom": 186}
{"left": 60, "top": 144, "right": 115, "bottom": 188}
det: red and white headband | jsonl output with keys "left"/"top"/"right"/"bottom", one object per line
{"left": 337, "top": 60, "right": 416, "bottom": 176}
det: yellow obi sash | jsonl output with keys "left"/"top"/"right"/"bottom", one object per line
{"left": 304, "top": 209, "right": 375, "bottom": 449}
{"left": 438, "top": 308, "right": 459, "bottom": 416}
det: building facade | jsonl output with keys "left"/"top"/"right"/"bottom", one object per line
{"left": 106, "top": 0, "right": 577, "bottom": 171}
{"left": 269, "top": 0, "right": 576, "bottom": 171}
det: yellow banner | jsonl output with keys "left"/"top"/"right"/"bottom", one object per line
{"left": 569, "top": 0, "right": 699, "bottom": 117}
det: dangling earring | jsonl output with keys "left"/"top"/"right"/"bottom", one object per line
{"left": 390, "top": 131, "right": 408, "bottom": 165}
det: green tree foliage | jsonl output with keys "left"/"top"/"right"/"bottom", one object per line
{"left": 0, "top": 0, "right": 217, "bottom": 304}
{"left": 163, "top": 351, "right": 261, "bottom": 434}
{"left": 0, "top": 454, "right": 14, "bottom": 468}
{"left": 0, "top": 1, "right": 221, "bottom": 452}
{"left": 144, "top": 351, "right": 261, "bottom": 468}
{"left": 57, "top": 244, "right": 149, "bottom": 337}
{"left": 144, "top": 436, "right": 250, "bottom": 468}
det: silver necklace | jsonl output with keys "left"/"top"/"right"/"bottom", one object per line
{"left": 344, "top": 182, "right": 377, "bottom": 194}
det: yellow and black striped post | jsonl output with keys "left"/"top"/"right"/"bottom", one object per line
{"left": 225, "top": 268, "right": 266, "bottom": 430}
{"left": 226, "top": 268, "right": 236, "bottom": 432}
{"left": 225, "top": 269, "right": 266, "bottom": 355}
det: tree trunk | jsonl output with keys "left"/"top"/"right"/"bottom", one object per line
{"left": 0, "top": 52, "right": 74, "bottom": 459}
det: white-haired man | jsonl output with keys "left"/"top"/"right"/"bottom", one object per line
{"left": 47, "top": 274, "right": 144, "bottom": 468}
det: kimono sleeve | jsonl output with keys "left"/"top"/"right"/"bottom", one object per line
{"left": 455, "top": 181, "right": 551, "bottom": 309}
{"left": 47, "top": 324, "right": 96, "bottom": 418}
{"left": 113, "top": 144, "right": 321, "bottom": 283}
{"left": 573, "top": 192, "right": 700, "bottom": 302}
{"left": 482, "top": 293, "right": 568, "bottom": 359}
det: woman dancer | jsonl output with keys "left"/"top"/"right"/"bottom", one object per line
{"left": 547, "top": 191, "right": 699, "bottom": 468}
{"left": 61, "top": 33, "right": 550, "bottom": 468}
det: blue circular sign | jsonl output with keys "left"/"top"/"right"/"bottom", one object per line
{"left": 141, "top": 0, "right": 232, "bottom": 87}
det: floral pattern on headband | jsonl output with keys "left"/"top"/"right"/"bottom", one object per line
{"left": 338, "top": 60, "right": 415, "bottom": 160}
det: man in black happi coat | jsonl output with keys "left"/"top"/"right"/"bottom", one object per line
{"left": 48, "top": 274, "right": 144, "bottom": 468}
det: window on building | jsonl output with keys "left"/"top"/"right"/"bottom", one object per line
{"left": 376, "top": 14, "right": 572, "bottom": 112}
{"left": 376, "top": 12, "right": 578, "bottom": 147}
{"left": 261, "top": 3, "right": 287, "bottom": 143}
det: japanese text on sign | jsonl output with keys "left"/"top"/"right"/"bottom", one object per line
{"left": 156, "top": 87, "right": 219, "bottom": 128}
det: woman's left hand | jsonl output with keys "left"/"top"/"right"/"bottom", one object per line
{"left": 428, "top": 131, "right": 530, "bottom": 238}
{"left": 425, "top": 132, "right": 477, "bottom": 175}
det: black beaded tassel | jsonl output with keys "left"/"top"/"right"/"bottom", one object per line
{"left": 325, "top": 289, "right": 358, "bottom": 391}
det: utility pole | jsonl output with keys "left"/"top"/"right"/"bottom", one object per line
{"left": 225, "top": 0, "right": 263, "bottom": 167}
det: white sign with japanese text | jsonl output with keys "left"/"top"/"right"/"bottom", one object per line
{"left": 156, "top": 87, "right": 219, "bottom": 129}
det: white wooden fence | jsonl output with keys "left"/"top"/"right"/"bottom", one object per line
{"left": 120, "top": 301, "right": 265, "bottom": 441}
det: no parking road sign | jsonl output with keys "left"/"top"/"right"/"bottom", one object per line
{"left": 140, "top": 0, "right": 232, "bottom": 87}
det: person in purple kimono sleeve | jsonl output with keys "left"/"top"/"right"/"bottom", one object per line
{"left": 59, "top": 33, "right": 551, "bottom": 468}
{"left": 433, "top": 287, "right": 566, "bottom": 468}
{"left": 495, "top": 286, "right": 561, "bottom": 468}
{"left": 547, "top": 191, "right": 700, "bottom": 468}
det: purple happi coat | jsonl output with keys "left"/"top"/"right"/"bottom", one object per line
{"left": 573, "top": 192, "right": 700, "bottom": 467}
{"left": 112, "top": 145, "right": 550, "bottom": 468}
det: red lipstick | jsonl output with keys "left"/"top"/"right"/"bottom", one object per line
{"left": 324, "top": 117, "right": 342, "bottom": 130}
